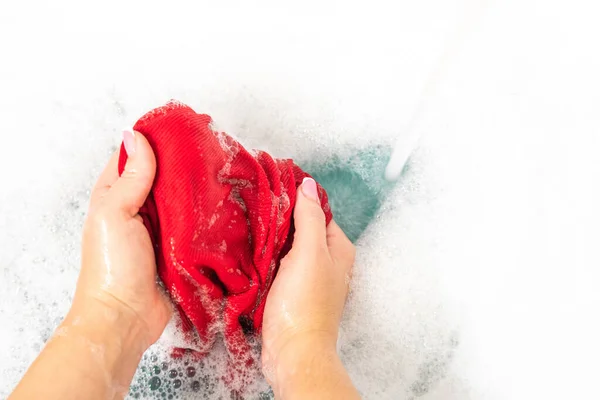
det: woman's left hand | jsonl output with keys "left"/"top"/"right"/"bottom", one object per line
{"left": 74, "top": 129, "right": 171, "bottom": 347}
{"left": 10, "top": 130, "right": 172, "bottom": 400}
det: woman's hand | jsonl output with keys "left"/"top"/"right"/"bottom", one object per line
{"left": 261, "top": 177, "right": 360, "bottom": 399}
{"left": 10, "top": 130, "right": 171, "bottom": 400}
{"left": 74, "top": 129, "right": 171, "bottom": 347}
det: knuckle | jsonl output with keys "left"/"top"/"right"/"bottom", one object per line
{"left": 88, "top": 202, "right": 119, "bottom": 227}
{"left": 305, "top": 207, "right": 325, "bottom": 224}
{"left": 119, "top": 168, "right": 136, "bottom": 179}
{"left": 121, "top": 167, "right": 152, "bottom": 183}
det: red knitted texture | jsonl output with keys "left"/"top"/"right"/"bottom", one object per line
{"left": 118, "top": 101, "right": 332, "bottom": 363}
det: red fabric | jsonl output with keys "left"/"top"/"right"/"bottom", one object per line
{"left": 118, "top": 101, "right": 332, "bottom": 364}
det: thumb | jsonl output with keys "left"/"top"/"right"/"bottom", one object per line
{"left": 291, "top": 177, "right": 328, "bottom": 253}
{"left": 107, "top": 129, "right": 156, "bottom": 216}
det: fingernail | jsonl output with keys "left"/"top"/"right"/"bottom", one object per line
{"left": 301, "top": 177, "right": 319, "bottom": 202}
{"left": 123, "top": 128, "right": 136, "bottom": 155}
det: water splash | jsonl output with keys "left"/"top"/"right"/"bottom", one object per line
{"left": 385, "top": 0, "right": 488, "bottom": 182}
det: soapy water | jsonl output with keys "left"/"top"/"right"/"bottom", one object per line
{"left": 2, "top": 0, "right": 600, "bottom": 399}
{"left": 128, "top": 144, "right": 402, "bottom": 399}
{"left": 304, "top": 145, "right": 395, "bottom": 243}
{"left": 128, "top": 327, "right": 271, "bottom": 399}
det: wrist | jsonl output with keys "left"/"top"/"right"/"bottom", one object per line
{"left": 270, "top": 333, "right": 340, "bottom": 398}
{"left": 56, "top": 295, "right": 150, "bottom": 389}
{"left": 67, "top": 291, "right": 151, "bottom": 352}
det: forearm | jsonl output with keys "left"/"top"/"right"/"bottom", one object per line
{"left": 9, "top": 297, "right": 149, "bottom": 400}
{"left": 273, "top": 337, "right": 360, "bottom": 400}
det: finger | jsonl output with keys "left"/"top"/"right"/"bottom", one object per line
{"left": 105, "top": 129, "right": 156, "bottom": 216}
{"left": 326, "top": 220, "right": 356, "bottom": 269}
{"left": 91, "top": 149, "right": 120, "bottom": 203}
{"left": 291, "top": 177, "right": 328, "bottom": 253}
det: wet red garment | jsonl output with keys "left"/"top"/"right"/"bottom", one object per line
{"left": 118, "top": 101, "right": 332, "bottom": 363}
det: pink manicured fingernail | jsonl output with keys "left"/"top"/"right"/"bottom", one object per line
{"left": 123, "top": 128, "right": 136, "bottom": 155}
{"left": 301, "top": 177, "right": 319, "bottom": 202}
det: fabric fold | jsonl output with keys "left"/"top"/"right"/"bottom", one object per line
{"left": 117, "top": 101, "right": 332, "bottom": 366}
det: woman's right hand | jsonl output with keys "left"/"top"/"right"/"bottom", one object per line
{"left": 261, "top": 177, "right": 359, "bottom": 399}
